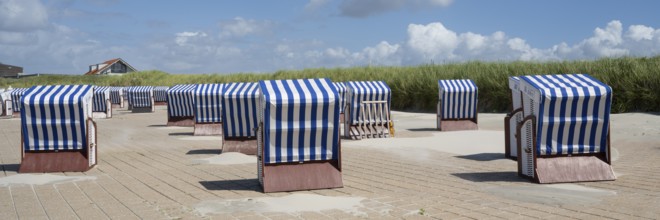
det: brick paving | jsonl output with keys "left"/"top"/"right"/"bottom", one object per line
{"left": 0, "top": 107, "right": 659, "bottom": 219}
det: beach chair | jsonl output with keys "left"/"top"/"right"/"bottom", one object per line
{"left": 221, "top": 82, "right": 259, "bottom": 154}
{"left": 1, "top": 89, "right": 12, "bottom": 117}
{"left": 517, "top": 74, "right": 615, "bottom": 183}
{"left": 333, "top": 82, "right": 347, "bottom": 123}
{"left": 193, "top": 84, "right": 223, "bottom": 136}
{"left": 18, "top": 85, "right": 97, "bottom": 173}
{"left": 11, "top": 88, "right": 28, "bottom": 116}
{"left": 109, "top": 87, "right": 124, "bottom": 108}
{"left": 166, "top": 84, "right": 196, "bottom": 126}
{"left": 126, "top": 86, "right": 154, "bottom": 113}
{"left": 92, "top": 86, "right": 112, "bottom": 118}
{"left": 344, "top": 81, "right": 392, "bottom": 140}
{"left": 505, "top": 77, "right": 523, "bottom": 159}
{"left": 437, "top": 79, "right": 478, "bottom": 131}
{"left": 154, "top": 86, "right": 169, "bottom": 105}
{"left": 257, "top": 78, "right": 342, "bottom": 192}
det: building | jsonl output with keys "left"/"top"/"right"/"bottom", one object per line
{"left": 0, "top": 63, "right": 23, "bottom": 78}
{"left": 84, "top": 58, "right": 137, "bottom": 75}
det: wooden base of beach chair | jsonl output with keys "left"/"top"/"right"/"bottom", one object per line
{"left": 19, "top": 151, "right": 94, "bottom": 173}
{"left": 222, "top": 138, "right": 257, "bottom": 155}
{"left": 437, "top": 119, "right": 478, "bottom": 132}
{"left": 92, "top": 112, "right": 109, "bottom": 119}
{"left": 132, "top": 106, "right": 154, "bottom": 113}
{"left": 347, "top": 124, "right": 390, "bottom": 140}
{"left": 111, "top": 103, "right": 124, "bottom": 108}
{"left": 155, "top": 101, "right": 167, "bottom": 106}
{"left": 261, "top": 161, "right": 342, "bottom": 193}
{"left": 533, "top": 156, "right": 616, "bottom": 184}
{"left": 167, "top": 116, "right": 195, "bottom": 127}
{"left": 13, "top": 111, "right": 20, "bottom": 117}
{"left": 194, "top": 123, "right": 222, "bottom": 136}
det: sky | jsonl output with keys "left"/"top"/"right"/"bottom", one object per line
{"left": 1, "top": 0, "right": 660, "bottom": 74}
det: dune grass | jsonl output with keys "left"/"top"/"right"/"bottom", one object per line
{"left": 2, "top": 56, "right": 659, "bottom": 113}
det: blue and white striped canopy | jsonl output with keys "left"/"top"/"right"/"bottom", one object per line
{"left": 154, "top": 86, "right": 169, "bottom": 102}
{"left": 345, "top": 81, "right": 391, "bottom": 125}
{"left": 109, "top": 87, "right": 123, "bottom": 105}
{"left": 519, "top": 74, "right": 612, "bottom": 156}
{"left": 126, "top": 86, "right": 153, "bottom": 108}
{"left": 20, "top": 85, "right": 93, "bottom": 151}
{"left": 11, "top": 88, "right": 28, "bottom": 112}
{"left": 333, "top": 82, "right": 347, "bottom": 113}
{"left": 167, "top": 84, "right": 196, "bottom": 117}
{"left": 93, "top": 86, "right": 110, "bottom": 112}
{"left": 194, "top": 84, "right": 223, "bottom": 123}
{"left": 258, "top": 78, "right": 340, "bottom": 164}
{"left": 438, "top": 79, "right": 478, "bottom": 120}
{"left": 222, "top": 82, "right": 259, "bottom": 138}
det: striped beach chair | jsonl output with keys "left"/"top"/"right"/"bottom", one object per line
{"left": 194, "top": 84, "right": 223, "bottom": 136}
{"left": 344, "top": 81, "right": 392, "bottom": 139}
{"left": 505, "top": 77, "right": 523, "bottom": 159}
{"left": 109, "top": 87, "right": 124, "bottom": 108}
{"left": 517, "top": 74, "right": 615, "bottom": 183}
{"left": 1, "top": 89, "right": 12, "bottom": 117}
{"left": 257, "top": 78, "right": 342, "bottom": 192}
{"left": 18, "top": 85, "right": 98, "bottom": 173}
{"left": 221, "top": 82, "right": 259, "bottom": 154}
{"left": 437, "top": 79, "right": 478, "bottom": 131}
{"left": 11, "top": 88, "right": 29, "bottom": 116}
{"left": 333, "top": 82, "right": 347, "bottom": 123}
{"left": 154, "top": 86, "right": 169, "bottom": 105}
{"left": 92, "top": 86, "right": 112, "bottom": 118}
{"left": 126, "top": 86, "right": 154, "bottom": 113}
{"left": 166, "top": 84, "right": 197, "bottom": 126}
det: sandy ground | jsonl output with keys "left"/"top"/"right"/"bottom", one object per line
{"left": 0, "top": 106, "right": 659, "bottom": 219}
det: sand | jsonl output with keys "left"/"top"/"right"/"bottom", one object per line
{"left": 193, "top": 152, "right": 256, "bottom": 165}
{"left": 0, "top": 174, "right": 96, "bottom": 186}
{"left": 195, "top": 193, "right": 365, "bottom": 216}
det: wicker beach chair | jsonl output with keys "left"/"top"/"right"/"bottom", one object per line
{"left": 193, "top": 84, "right": 223, "bottom": 136}
{"left": 166, "top": 84, "right": 196, "bottom": 126}
{"left": 344, "top": 81, "right": 392, "bottom": 140}
{"left": 437, "top": 79, "right": 478, "bottom": 131}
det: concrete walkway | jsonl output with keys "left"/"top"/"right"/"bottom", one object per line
{"left": 0, "top": 106, "right": 658, "bottom": 219}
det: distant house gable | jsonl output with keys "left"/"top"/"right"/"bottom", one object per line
{"left": 0, "top": 62, "right": 23, "bottom": 78}
{"left": 84, "top": 58, "right": 137, "bottom": 75}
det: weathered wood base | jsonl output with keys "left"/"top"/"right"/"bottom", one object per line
{"left": 262, "top": 161, "right": 342, "bottom": 193}
{"left": 132, "top": 106, "right": 153, "bottom": 113}
{"left": 111, "top": 103, "right": 124, "bottom": 108}
{"left": 19, "top": 151, "right": 92, "bottom": 173}
{"left": 92, "top": 112, "right": 110, "bottom": 119}
{"left": 154, "top": 101, "right": 167, "bottom": 106}
{"left": 438, "top": 120, "right": 478, "bottom": 132}
{"left": 535, "top": 156, "right": 616, "bottom": 183}
{"left": 222, "top": 138, "right": 257, "bottom": 155}
{"left": 194, "top": 123, "right": 222, "bottom": 136}
{"left": 167, "top": 117, "right": 195, "bottom": 127}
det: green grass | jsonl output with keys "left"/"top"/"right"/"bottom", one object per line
{"left": 2, "top": 56, "right": 659, "bottom": 113}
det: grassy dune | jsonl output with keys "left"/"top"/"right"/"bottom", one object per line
{"left": 2, "top": 56, "right": 659, "bottom": 113}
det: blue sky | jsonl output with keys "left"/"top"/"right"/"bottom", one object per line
{"left": 1, "top": 0, "right": 660, "bottom": 74}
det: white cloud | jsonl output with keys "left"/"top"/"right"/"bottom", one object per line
{"left": 407, "top": 22, "right": 458, "bottom": 60}
{"left": 219, "top": 17, "right": 275, "bottom": 38}
{"left": 0, "top": 0, "right": 49, "bottom": 31}
{"left": 339, "top": 0, "right": 453, "bottom": 17}
{"left": 175, "top": 31, "right": 208, "bottom": 46}
{"left": 627, "top": 25, "right": 656, "bottom": 41}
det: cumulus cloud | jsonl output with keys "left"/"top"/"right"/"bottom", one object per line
{"left": 339, "top": 0, "right": 453, "bottom": 17}
{"left": 0, "top": 0, "right": 49, "bottom": 31}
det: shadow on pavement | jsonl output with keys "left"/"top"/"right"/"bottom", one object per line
{"left": 455, "top": 153, "right": 508, "bottom": 161}
{"left": 200, "top": 179, "right": 261, "bottom": 192}
{"left": 452, "top": 172, "right": 526, "bottom": 183}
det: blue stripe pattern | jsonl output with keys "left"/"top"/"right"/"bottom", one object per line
{"left": 438, "top": 79, "right": 478, "bottom": 119}
{"left": 333, "top": 82, "right": 347, "bottom": 113}
{"left": 109, "top": 87, "right": 123, "bottom": 105}
{"left": 154, "top": 86, "right": 169, "bottom": 102}
{"left": 20, "top": 85, "right": 93, "bottom": 151}
{"left": 519, "top": 74, "right": 612, "bottom": 156}
{"left": 345, "top": 81, "right": 391, "bottom": 125}
{"left": 221, "top": 82, "right": 259, "bottom": 138}
{"left": 167, "top": 84, "right": 196, "bottom": 117}
{"left": 11, "top": 88, "right": 29, "bottom": 112}
{"left": 92, "top": 86, "right": 110, "bottom": 112}
{"left": 194, "top": 84, "right": 223, "bottom": 123}
{"left": 258, "top": 78, "right": 340, "bottom": 164}
{"left": 126, "top": 86, "right": 154, "bottom": 108}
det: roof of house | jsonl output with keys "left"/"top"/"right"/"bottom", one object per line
{"left": 83, "top": 58, "right": 137, "bottom": 75}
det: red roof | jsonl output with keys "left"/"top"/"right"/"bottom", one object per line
{"left": 84, "top": 58, "right": 129, "bottom": 75}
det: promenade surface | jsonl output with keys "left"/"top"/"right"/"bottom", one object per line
{"left": 0, "top": 106, "right": 658, "bottom": 219}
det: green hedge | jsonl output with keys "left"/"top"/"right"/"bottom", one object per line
{"left": 2, "top": 56, "right": 659, "bottom": 113}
